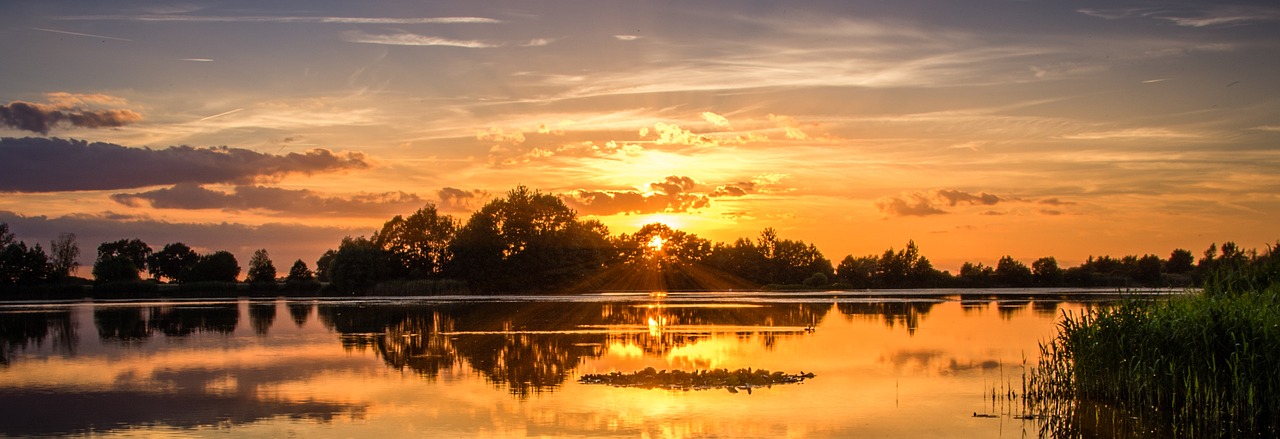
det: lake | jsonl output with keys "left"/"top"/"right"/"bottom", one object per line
{"left": 0, "top": 289, "right": 1169, "bottom": 438}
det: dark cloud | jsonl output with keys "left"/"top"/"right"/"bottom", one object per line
{"left": 436, "top": 187, "right": 491, "bottom": 212}
{"left": 877, "top": 189, "right": 1013, "bottom": 217}
{"left": 0, "top": 101, "right": 141, "bottom": 134}
{"left": 1038, "top": 198, "right": 1077, "bottom": 206}
{"left": 0, "top": 137, "right": 368, "bottom": 192}
{"left": 648, "top": 175, "right": 697, "bottom": 195}
{"left": 563, "top": 190, "right": 711, "bottom": 215}
{"left": 710, "top": 181, "right": 757, "bottom": 197}
{"left": 110, "top": 184, "right": 422, "bottom": 216}
{"left": 562, "top": 176, "right": 713, "bottom": 215}
{"left": 935, "top": 189, "right": 1001, "bottom": 206}
{"left": 875, "top": 193, "right": 948, "bottom": 217}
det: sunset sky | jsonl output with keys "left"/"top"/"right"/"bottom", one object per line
{"left": 2, "top": 0, "right": 1278, "bottom": 275}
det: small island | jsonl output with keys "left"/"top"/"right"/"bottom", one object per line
{"left": 578, "top": 367, "right": 815, "bottom": 393}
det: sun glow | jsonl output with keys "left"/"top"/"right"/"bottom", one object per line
{"left": 647, "top": 235, "right": 666, "bottom": 252}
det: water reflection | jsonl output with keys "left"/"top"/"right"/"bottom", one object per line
{"left": 312, "top": 301, "right": 832, "bottom": 396}
{"left": 0, "top": 308, "right": 76, "bottom": 365}
{"left": 0, "top": 292, "right": 1160, "bottom": 438}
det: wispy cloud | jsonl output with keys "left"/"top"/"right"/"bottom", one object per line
{"left": 1061, "top": 128, "right": 1201, "bottom": 140}
{"left": 1078, "top": 6, "right": 1280, "bottom": 27}
{"left": 57, "top": 15, "right": 502, "bottom": 24}
{"left": 341, "top": 30, "right": 500, "bottom": 48}
{"left": 30, "top": 27, "right": 131, "bottom": 41}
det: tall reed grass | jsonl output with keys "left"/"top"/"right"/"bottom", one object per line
{"left": 1027, "top": 245, "right": 1280, "bottom": 437}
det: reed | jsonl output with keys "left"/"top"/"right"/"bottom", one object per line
{"left": 1025, "top": 254, "right": 1280, "bottom": 437}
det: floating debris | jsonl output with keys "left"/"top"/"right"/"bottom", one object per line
{"left": 578, "top": 367, "right": 815, "bottom": 393}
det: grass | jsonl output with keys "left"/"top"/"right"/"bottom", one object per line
{"left": 1026, "top": 247, "right": 1280, "bottom": 437}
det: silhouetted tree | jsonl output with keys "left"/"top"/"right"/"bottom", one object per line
{"left": 836, "top": 255, "right": 877, "bottom": 288}
{"left": 707, "top": 229, "right": 832, "bottom": 286}
{"left": 1135, "top": 254, "right": 1163, "bottom": 284}
{"left": 617, "top": 223, "right": 712, "bottom": 266}
{"left": 185, "top": 251, "right": 240, "bottom": 282}
{"left": 0, "top": 241, "right": 50, "bottom": 285}
{"left": 1031, "top": 257, "right": 1063, "bottom": 287}
{"left": 995, "top": 256, "right": 1033, "bottom": 287}
{"left": 147, "top": 242, "right": 199, "bottom": 282}
{"left": 94, "top": 239, "right": 151, "bottom": 282}
{"left": 48, "top": 233, "right": 79, "bottom": 280}
{"left": 0, "top": 223, "right": 13, "bottom": 248}
{"left": 373, "top": 204, "right": 458, "bottom": 279}
{"left": 286, "top": 259, "right": 313, "bottom": 282}
{"left": 959, "top": 262, "right": 994, "bottom": 287}
{"left": 1166, "top": 248, "right": 1194, "bottom": 274}
{"left": 327, "top": 236, "right": 395, "bottom": 294}
{"left": 315, "top": 249, "right": 336, "bottom": 282}
{"left": 246, "top": 249, "right": 277, "bottom": 284}
{"left": 446, "top": 186, "right": 611, "bottom": 292}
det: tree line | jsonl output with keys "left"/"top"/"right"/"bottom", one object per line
{"left": 0, "top": 185, "right": 1268, "bottom": 295}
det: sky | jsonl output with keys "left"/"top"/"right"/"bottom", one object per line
{"left": 2, "top": 0, "right": 1278, "bottom": 276}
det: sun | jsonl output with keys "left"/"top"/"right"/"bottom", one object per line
{"left": 647, "top": 235, "right": 666, "bottom": 252}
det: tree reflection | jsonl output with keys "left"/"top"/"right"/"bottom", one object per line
{"left": 0, "top": 308, "right": 77, "bottom": 365}
{"left": 837, "top": 301, "right": 938, "bottom": 335}
{"left": 93, "top": 304, "right": 240, "bottom": 340}
{"left": 316, "top": 301, "right": 828, "bottom": 396}
{"left": 249, "top": 301, "right": 276, "bottom": 335}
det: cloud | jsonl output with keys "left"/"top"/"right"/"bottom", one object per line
{"left": 1, "top": 101, "right": 142, "bottom": 134}
{"left": 935, "top": 189, "right": 1001, "bottom": 206}
{"left": 640, "top": 122, "right": 718, "bottom": 147}
{"left": 701, "top": 112, "right": 731, "bottom": 128}
{"left": 1038, "top": 198, "right": 1077, "bottom": 206}
{"left": 876, "top": 189, "right": 1009, "bottom": 217}
{"left": 436, "top": 187, "right": 491, "bottom": 212}
{"left": 0, "top": 137, "right": 367, "bottom": 192}
{"left": 767, "top": 114, "right": 810, "bottom": 140}
{"left": 341, "top": 31, "right": 500, "bottom": 48}
{"left": 58, "top": 15, "right": 502, "bottom": 24}
{"left": 561, "top": 176, "right": 712, "bottom": 215}
{"left": 1077, "top": 6, "right": 1280, "bottom": 27}
{"left": 613, "top": 35, "right": 641, "bottom": 41}
{"left": 110, "top": 184, "right": 423, "bottom": 217}
{"left": 710, "top": 184, "right": 750, "bottom": 197}
{"left": 30, "top": 27, "right": 131, "bottom": 41}
{"left": 649, "top": 176, "right": 697, "bottom": 195}
{"left": 1060, "top": 127, "right": 1200, "bottom": 140}
{"left": 875, "top": 193, "right": 948, "bottom": 217}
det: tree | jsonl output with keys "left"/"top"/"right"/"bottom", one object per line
{"left": 959, "top": 262, "right": 994, "bottom": 287}
{"left": 1166, "top": 248, "right": 1194, "bottom": 274}
{"left": 618, "top": 223, "right": 712, "bottom": 266}
{"left": 327, "top": 236, "right": 394, "bottom": 294}
{"left": 48, "top": 232, "right": 80, "bottom": 280}
{"left": 186, "top": 251, "right": 240, "bottom": 283}
{"left": 286, "top": 259, "right": 313, "bottom": 282}
{"left": 1135, "top": 254, "right": 1163, "bottom": 284}
{"left": 1031, "top": 257, "right": 1063, "bottom": 287}
{"left": 836, "top": 255, "right": 878, "bottom": 288}
{"left": 995, "top": 256, "right": 1033, "bottom": 287}
{"left": 246, "top": 249, "right": 277, "bottom": 284}
{"left": 316, "top": 249, "right": 336, "bottom": 283}
{"left": 0, "top": 241, "right": 50, "bottom": 285}
{"left": 0, "top": 223, "right": 13, "bottom": 248}
{"left": 447, "top": 186, "right": 611, "bottom": 292}
{"left": 373, "top": 204, "right": 458, "bottom": 279}
{"left": 147, "top": 242, "right": 199, "bottom": 282}
{"left": 95, "top": 239, "right": 151, "bottom": 282}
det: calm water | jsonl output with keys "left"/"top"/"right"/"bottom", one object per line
{"left": 0, "top": 290, "right": 1156, "bottom": 438}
